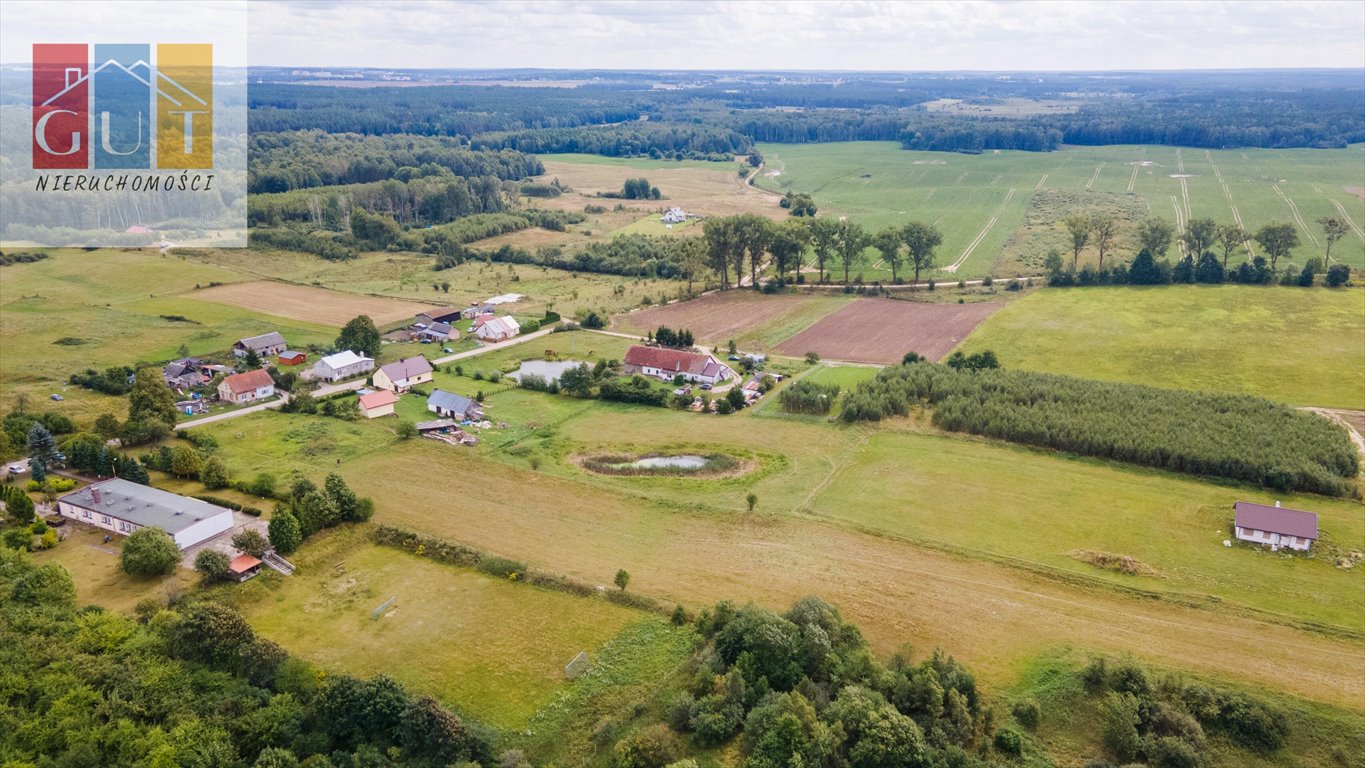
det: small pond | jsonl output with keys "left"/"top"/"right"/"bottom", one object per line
{"left": 506, "top": 359, "right": 582, "bottom": 383}
{"left": 622, "top": 455, "right": 707, "bottom": 470}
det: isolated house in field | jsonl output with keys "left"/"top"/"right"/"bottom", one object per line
{"left": 415, "top": 321, "right": 458, "bottom": 343}
{"left": 357, "top": 389, "right": 399, "bottom": 419}
{"left": 373, "top": 356, "right": 434, "bottom": 393}
{"left": 217, "top": 369, "right": 276, "bottom": 404}
{"left": 427, "top": 389, "right": 483, "bottom": 421}
{"left": 661, "top": 207, "right": 687, "bottom": 224}
{"left": 233, "top": 332, "right": 287, "bottom": 359}
{"left": 416, "top": 306, "right": 464, "bottom": 326}
{"left": 623, "top": 345, "right": 732, "bottom": 386}
{"left": 56, "top": 478, "right": 234, "bottom": 549}
{"left": 474, "top": 316, "right": 521, "bottom": 342}
{"left": 1233, "top": 501, "right": 1318, "bottom": 552}
{"left": 310, "top": 350, "right": 374, "bottom": 383}
{"left": 278, "top": 350, "right": 307, "bottom": 366}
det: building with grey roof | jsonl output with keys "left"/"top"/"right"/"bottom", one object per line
{"left": 56, "top": 478, "right": 235, "bottom": 549}
{"left": 427, "top": 389, "right": 484, "bottom": 421}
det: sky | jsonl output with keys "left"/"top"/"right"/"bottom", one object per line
{"left": 246, "top": 0, "right": 1365, "bottom": 71}
{"left": 1, "top": 1, "right": 1362, "bottom": 71}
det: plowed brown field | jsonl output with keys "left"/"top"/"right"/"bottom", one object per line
{"left": 775, "top": 297, "right": 1001, "bottom": 363}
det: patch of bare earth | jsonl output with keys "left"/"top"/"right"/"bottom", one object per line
{"left": 1344, "top": 186, "right": 1365, "bottom": 202}
{"left": 776, "top": 298, "right": 1001, "bottom": 363}
{"left": 614, "top": 291, "right": 822, "bottom": 342}
{"left": 186, "top": 281, "right": 437, "bottom": 327}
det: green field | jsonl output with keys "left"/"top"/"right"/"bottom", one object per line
{"left": 231, "top": 528, "right": 691, "bottom": 732}
{"left": 956, "top": 284, "right": 1365, "bottom": 409}
{"left": 756, "top": 142, "right": 1365, "bottom": 279}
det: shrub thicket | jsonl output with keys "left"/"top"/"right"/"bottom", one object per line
{"left": 778, "top": 380, "right": 841, "bottom": 415}
{"left": 841, "top": 364, "right": 1358, "bottom": 495}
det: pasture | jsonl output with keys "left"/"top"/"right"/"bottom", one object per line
{"left": 756, "top": 142, "right": 1365, "bottom": 279}
{"left": 956, "top": 284, "right": 1365, "bottom": 409}
{"left": 193, "top": 383, "right": 1365, "bottom": 709}
{"left": 773, "top": 297, "right": 1002, "bottom": 363}
{"left": 188, "top": 280, "right": 436, "bottom": 327}
{"left": 0, "top": 249, "right": 336, "bottom": 420}
{"left": 231, "top": 528, "right": 679, "bottom": 732}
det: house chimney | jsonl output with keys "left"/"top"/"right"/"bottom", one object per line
{"left": 91, "top": 487, "right": 102, "bottom": 504}
{"left": 1275, "top": 500, "right": 1281, "bottom": 508}
{"left": 66, "top": 67, "right": 83, "bottom": 90}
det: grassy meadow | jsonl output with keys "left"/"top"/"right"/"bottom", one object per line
{"left": 756, "top": 142, "right": 1365, "bottom": 279}
{"left": 956, "top": 284, "right": 1365, "bottom": 409}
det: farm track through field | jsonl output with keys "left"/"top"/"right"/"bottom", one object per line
{"left": 944, "top": 188, "right": 1015, "bottom": 273}
{"left": 1207, "top": 150, "right": 1256, "bottom": 256}
{"left": 1179, "top": 177, "right": 1192, "bottom": 223}
{"left": 1331, "top": 199, "right": 1365, "bottom": 239}
{"left": 955, "top": 172, "right": 968, "bottom": 184}
{"left": 990, "top": 174, "right": 1002, "bottom": 187}
{"left": 1126, "top": 165, "right": 1138, "bottom": 192}
{"left": 1176, "top": 148, "right": 1185, "bottom": 174}
{"left": 1034, "top": 173, "right": 1048, "bottom": 190}
{"left": 1273, "top": 184, "right": 1322, "bottom": 248}
{"left": 1171, "top": 196, "right": 1188, "bottom": 256}
{"left": 1085, "top": 165, "right": 1101, "bottom": 191}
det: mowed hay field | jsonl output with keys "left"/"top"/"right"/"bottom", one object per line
{"left": 231, "top": 529, "right": 671, "bottom": 730}
{"left": 757, "top": 142, "right": 1365, "bottom": 279}
{"left": 613, "top": 290, "right": 856, "bottom": 350}
{"left": 187, "top": 280, "right": 436, "bottom": 327}
{"left": 774, "top": 297, "right": 1002, "bottom": 363}
{"left": 195, "top": 392, "right": 1365, "bottom": 709}
{"left": 0, "top": 249, "right": 337, "bottom": 420}
{"left": 956, "top": 285, "right": 1365, "bottom": 409}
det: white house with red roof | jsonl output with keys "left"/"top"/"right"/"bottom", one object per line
{"left": 1233, "top": 501, "right": 1318, "bottom": 552}
{"left": 217, "top": 369, "right": 276, "bottom": 404}
{"left": 357, "top": 389, "right": 399, "bottom": 419}
{"left": 623, "top": 345, "right": 732, "bottom": 386}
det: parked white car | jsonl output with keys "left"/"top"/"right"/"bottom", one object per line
{"left": 7, "top": 459, "right": 31, "bottom": 474}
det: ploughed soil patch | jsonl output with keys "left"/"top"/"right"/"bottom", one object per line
{"left": 775, "top": 298, "right": 1001, "bottom": 364}
{"left": 574, "top": 452, "right": 752, "bottom": 478}
{"left": 614, "top": 291, "right": 825, "bottom": 343}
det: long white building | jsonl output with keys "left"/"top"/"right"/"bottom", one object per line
{"left": 57, "top": 479, "right": 234, "bottom": 549}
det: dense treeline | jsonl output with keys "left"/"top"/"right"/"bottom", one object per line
{"left": 446, "top": 234, "right": 694, "bottom": 279}
{"left": 0, "top": 549, "right": 491, "bottom": 767}
{"left": 840, "top": 363, "right": 1358, "bottom": 496}
{"left": 470, "top": 123, "right": 750, "bottom": 158}
{"left": 249, "top": 131, "right": 542, "bottom": 193}
{"left": 249, "top": 174, "right": 507, "bottom": 227}
{"left": 779, "top": 380, "right": 842, "bottom": 415}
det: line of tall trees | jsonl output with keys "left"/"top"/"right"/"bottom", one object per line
{"left": 840, "top": 361, "right": 1359, "bottom": 496}
{"left": 1047, "top": 215, "right": 1355, "bottom": 288}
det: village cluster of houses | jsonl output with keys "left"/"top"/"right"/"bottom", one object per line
{"left": 408, "top": 301, "right": 522, "bottom": 345}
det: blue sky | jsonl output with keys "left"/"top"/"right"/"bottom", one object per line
{"left": 2, "top": 1, "right": 1362, "bottom": 71}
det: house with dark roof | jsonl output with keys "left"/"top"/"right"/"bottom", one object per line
{"left": 623, "top": 345, "right": 732, "bottom": 386}
{"left": 415, "top": 321, "right": 458, "bottom": 343}
{"left": 217, "top": 369, "right": 276, "bottom": 404}
{"left": 162, "top": 358, "right": 206, "bottom": 392}
{"left": 56, "top": 478, "right": 234, "bottom": 549}
{"left": 233, "top": 332, "right": 287, "bottom": 358}
{"left": 416, "top": 307, "right": 465, "bottom": 326}
{"left": 373, "top": 356, "right": 434, "bottom": 393}
{"left": 1233, "top": 501, "right": 1319, "bottom": 552}
{"left": 427, "top": 389, "right": 484, "bottom": 421}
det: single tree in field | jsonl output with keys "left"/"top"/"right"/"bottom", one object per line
{"left": 902, "top": 221, "right": 943, "bottom": 284}
{"left": 768, "top": 219, "right": 811, "bottom": 283}
{"left": 267, "top": 509, "right": 302, "bottom": 554}
{"left": 614, "top": 569, "right": 630, "bottom": 591}
{"left": 1182, "top": 218, "right": 1218, "bottom": 259}
{"left": 194, "top": 549, "right": 231, "bottom": 582}
{"left": 1215, "top": 224, "right": 1246, "bottom": 270}
{"left": 1136, "top": 217, "right": 1174, "bottom": 258}
{"left": 746, "top": 492, "right": 758, "bottom": 512}
{"left": 1090, "top": 214, "right": 1117, "bottom": 271}
{"left": 1317, "top": 216, "right": 1349, "bottom": 264}
{"left": 1253, "top": 222, "right": 1300, "bottom": 272}
{"left": 807, "top": 217, "right": 841, "bottom": 284}
{"left": 871, "top": 227, "right": 905, "bottom": 283}
{"left": 834, "top": 219, "right": 868, "bottom": 285}
{"left": 1063, "top": 215, "right": 1092, "bottom": 270}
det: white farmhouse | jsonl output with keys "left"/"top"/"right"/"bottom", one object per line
{"left": 57, "top": 479, "right": 234, "bottom": 549}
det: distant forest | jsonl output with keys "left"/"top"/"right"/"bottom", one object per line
{"left": 247, "top": 69, "right": 1365, "bottom": 154}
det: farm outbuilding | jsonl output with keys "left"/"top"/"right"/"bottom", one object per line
{"left": 474, "top": 316, "right": 521, "bottom": 342}
{"left": 427, "top": 389, "right": 484, "bottom": 421}
{"left": 229, "top": 554, "right": 263, "bottom": 582}
{"left": 56, "top": 479, "right": 234, "bottom": 549}
{"left": 278, "top": 350, "right": 307, "bottom": 365}
{"left": 233, "top": 332, "right": 287, "bottom": 358}
{"left": 1233, "top": 501, "right": 1319, "bottom": 552}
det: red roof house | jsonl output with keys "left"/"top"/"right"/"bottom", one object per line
{"left": 622, "top": 345, "right": 732, "bottom": 385}
{"left": 357, "top": 389, "right": 399, "bottom": 418}
{"left": 216, "top": 369, "right": 276, "bottom": 405}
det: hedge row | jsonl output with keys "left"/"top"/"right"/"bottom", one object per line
{"left": 191, "top": 495, "right": 263, "bottom": 517}
{"left": 372, "top": 525, "right": 667, "bottom": 613}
